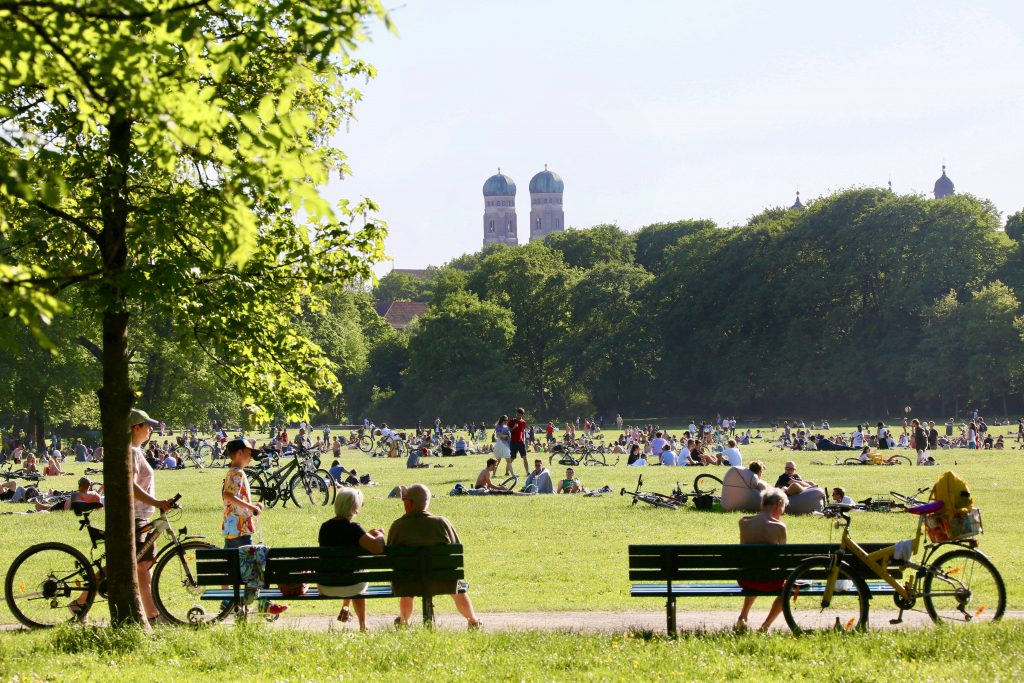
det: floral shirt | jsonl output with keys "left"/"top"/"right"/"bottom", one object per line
{"left": 222, "top": 467, "right": 255, "bottom": 539}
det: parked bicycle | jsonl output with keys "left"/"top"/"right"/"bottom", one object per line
{"left": 781, "top": 501, "right": 1005, "bottom": 633}
{"left": 246, "top": 446, "right": 332, "bottom": 508}
{"left": 4, "top": 494, "right": 232, "bottom": 627}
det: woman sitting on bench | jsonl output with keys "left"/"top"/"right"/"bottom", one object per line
{"left": 318, "top": 487, "right": 385, "bottom": 631}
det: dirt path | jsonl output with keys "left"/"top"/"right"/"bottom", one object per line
{"left": 256, "top": 608, "right": 1024, "bottom": 634}
{"left": 4, "top": 609, "right": 1021, "bottom": 634}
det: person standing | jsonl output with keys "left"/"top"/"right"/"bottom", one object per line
{"left": 493, "top": 416, "right": 512, "bottom": 476}
{"left": 507, "top": 408, "right": 529, "bottom": 475}
{"left": 128, "top": 409, "right": 178, "bottom": 624}
{"left": 388, "top": 485, "right": 481, "bottom": 628}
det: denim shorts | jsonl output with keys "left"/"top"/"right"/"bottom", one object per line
{"left": 224, "top": 535, "right": 253, "bottom": 549}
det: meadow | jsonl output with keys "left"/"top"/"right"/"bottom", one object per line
{"left": 1, "top": 422, "right": 1020, "bottom": 626}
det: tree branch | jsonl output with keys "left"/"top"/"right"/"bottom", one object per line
{"left": 0, "top": 0, "right": 213, "bottom": 20}
{"left": 32, "top": 198, "right": 101, "bottom": 242}
{"left": 76, "top": 335, "right": 102, "bottom": 363}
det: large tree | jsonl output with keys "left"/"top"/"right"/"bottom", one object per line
{"left": 0, "top": 0, "right": 387, "bottom": 625}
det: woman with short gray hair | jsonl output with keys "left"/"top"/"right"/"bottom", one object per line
{"left": 318, "top": 487, "right": 385, "bottom": 630}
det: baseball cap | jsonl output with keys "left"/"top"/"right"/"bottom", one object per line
{"left": 129, "top": 409, "right": 159, "bottom": 428}
{"left": 226, "top": 437, "right": 259, "bottom": 454}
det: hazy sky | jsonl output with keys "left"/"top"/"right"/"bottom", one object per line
{"left": 326, "top": 1, "right": 1024, "bottom": 273}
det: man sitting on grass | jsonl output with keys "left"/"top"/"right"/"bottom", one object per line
{"left": 474, "top": 459, "right": 509, "bottom": 492}
{"left": 524, "top": 459, "right": 553, "bottom": 494}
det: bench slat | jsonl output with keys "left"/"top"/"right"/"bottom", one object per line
{"left": 630, "top": 581, "right": 898, "bottom": 597}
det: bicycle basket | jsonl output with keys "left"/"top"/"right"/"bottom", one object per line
{"left": 925, "top": 508, "right": 983, "bottom": 542}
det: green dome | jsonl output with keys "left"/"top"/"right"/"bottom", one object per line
{"left": 483, "top": 172, "right": 516, "bottom": 197}
{"left": 529, "top": 168, "right": 564, "bottom": 194}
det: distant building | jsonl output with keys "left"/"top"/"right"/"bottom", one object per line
{"left": 791, "top": 191, "right": 804, "bottom": 210}
{"left": 934, "top": 165, "right": 955, "bottom": 199}
{"left": 482, "top": 165, "right": 566, "bottom": 248}
{"left": 482, "top": 170, "right": 519, "bottom": 247}
{"left": 373, "top": 300, "right": 428, "bottom": 331}
{"left": 529, "top": 165, "right": 565, "bottom": 242}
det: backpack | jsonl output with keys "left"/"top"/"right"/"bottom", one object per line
{"left": 929, "top": 471, "right": 973, "bottom": 518}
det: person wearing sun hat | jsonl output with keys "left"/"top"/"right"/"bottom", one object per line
{"left": 127, "top": 408, "right": 178, "bottom": 624}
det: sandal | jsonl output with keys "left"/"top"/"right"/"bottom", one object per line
{"left": 468, "top": 619, "right": 483, "bottom": 630}
{"left": 393, "top": 616, "right": 408, "bottom": 629}
{"left": 337, "top": 606, "right": 351, "bottom": 623}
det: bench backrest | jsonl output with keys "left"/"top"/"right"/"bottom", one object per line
{"left": 628, "top": 543, "right": 897, "bottom": 582}
{"left": 195, "top": 545, "right": 465, "bottom": 588}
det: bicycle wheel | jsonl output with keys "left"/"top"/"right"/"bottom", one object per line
{"left": 173, "top": 445, "right": 194, "bottom": 467}
{"left": 289, "top": 472, "right": 330, "bottom": 507}
{"left": 152, "top": 540, "right": 234, "bottom": 625}
{"left": 843, "top": 458, "right": 863, "bottom": 466}
{"left": 888, "top": 455, "right": 913, "bottom": 466}
{"left": 781, "top": 557, "right": 870, "bottom": 635}
{"left": 500, "top": 475, "right": 519, "bottom": 490}
{"left": 923, "top": 549, "right": 1005, "bottom": 624}
{"left": 693, "top": 473, "right": 723, "bottom": 495}
{"left": 584, "top": 452, "right": 606, "bottom": 466}
{"left": 315, "top": 469, "right": 337, "bottom": 504}
{"left": 5, "top": 542, "right": 97, "bottom": 628}
{"left": 197, "top": 444, "right": 214, "bottom": 462}
{"left": 358, "top": 435, "right": 373, "bottom": 453}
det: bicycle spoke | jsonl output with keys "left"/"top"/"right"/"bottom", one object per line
{"left": 4, "top": 543, "right": 97, "bottom": 629}
{"left": 924, "top": 550, "right": 1005, "bottom": 624}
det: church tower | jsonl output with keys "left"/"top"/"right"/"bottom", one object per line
{"left": 529, "top": 165, "right": 565, "bottom": 242}
{"left": 933, "top": 165, "right": 955, "bottom": 199}
{"left": 482, "top": 169, "right": 518, "bottom": 247}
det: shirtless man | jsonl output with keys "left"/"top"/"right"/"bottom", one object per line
{"left": 474, "top": 459, "right": 508, "bottom": 491}
{"left": 736, "top": 487, "right": 788, "bottom": 632}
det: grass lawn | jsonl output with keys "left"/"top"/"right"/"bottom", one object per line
{"left": 2, "top": 621, "right": 1024, "bottom": 681}
{"left": 1, "top": 423, "right": 1020, "bottom": 625}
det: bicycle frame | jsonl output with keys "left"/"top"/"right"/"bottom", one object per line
{"left": 820, "top": 509, "right": 976, "bottom": 613}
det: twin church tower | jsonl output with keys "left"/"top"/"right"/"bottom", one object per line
{"left": 482, "top": 166, "right": 565, "bottom": 247}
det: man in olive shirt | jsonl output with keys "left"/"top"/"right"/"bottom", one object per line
{"left": 388, "top": 484, "right": 481, "bottom": 628}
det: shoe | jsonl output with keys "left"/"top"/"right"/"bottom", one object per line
{"left": 259, "top": 600, "right": 288, "bottom": 616}
{"left": 337, "top": 606, "right": 351, "bottom": 622}
{"left": 393, "top": 616, "right": 407, "bottom": 629}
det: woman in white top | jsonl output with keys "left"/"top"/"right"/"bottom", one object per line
{"left": 851, "top": 425, "right": 864, "bottom": 449}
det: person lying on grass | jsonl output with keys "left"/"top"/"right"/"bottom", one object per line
{"left": 33, "top": 477, "right": 103, "bottom": 512}
{"left": 557, "top": 468, "right": 581, "bottom": 494}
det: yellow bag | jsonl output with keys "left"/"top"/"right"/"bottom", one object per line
{"left": 929, "top": 471, "right": 973, "bottom": 517}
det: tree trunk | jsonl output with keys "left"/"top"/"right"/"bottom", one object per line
{"left": 98, "top": 106, "right": 144, "bottom": 626}
{"left": 33, "top": 411, "right": 44, "bottom": 453}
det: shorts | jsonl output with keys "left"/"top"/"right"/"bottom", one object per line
{"left": 136, "top": 520, "right": 157, "bottom": 564}
{"left": 510, "top": 441, "right": 527, "bottom": 458}
{"left": 318, "top": 582, "right": 368, "bottom": 598}
{"left": 224, "top": 535, "right": 253, "bottom": 549}
{"left": 738, "top": 578, "right": 786, "bottom": 593}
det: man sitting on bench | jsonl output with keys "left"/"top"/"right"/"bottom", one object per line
{"left": 388, "top": 484, "right": 481, "bottom": 629}
{"left": 736, "top": 487, "right": 788, "bottom": 632}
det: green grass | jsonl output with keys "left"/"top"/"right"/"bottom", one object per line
{"left": 1, "top": 423, "right": 1021, "bottom": 623}
{"left": 2, "top": 621, "right": 1024, "bottom": 681}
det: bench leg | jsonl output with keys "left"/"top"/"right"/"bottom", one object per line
{"left": 666, "top": 596, "right": 677, "bottom": 637}
{"left": 422, "top": 595, "right": 434, "bottom": 626}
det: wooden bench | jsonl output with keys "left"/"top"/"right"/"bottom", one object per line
{"left": 628, "top": 543, "right": 902, "bottom": 635}
{"left": 196, "top": 544, "right": 465, "bottom": 623}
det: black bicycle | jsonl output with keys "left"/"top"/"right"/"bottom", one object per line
{"left": 247, "top": 446, "right": 332, "bottom": 508}
{"left": 4, "top": 494, "right": 233, "bottom": 627}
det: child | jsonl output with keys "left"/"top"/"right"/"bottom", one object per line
{"left": 221, "top": 437, "right": 287, "bottom": 616}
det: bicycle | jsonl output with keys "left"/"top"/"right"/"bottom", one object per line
{"left": 4, "top": 494, "right": 233, "bottom": 628}
{"left": 780, "top": 501, "right": 1005, "bottom": 634}
{"left": 247, "top": 446, "right": 332, "bottom": 508}
{"left": 620, "top": 475, "right": 682, "bottom": 510}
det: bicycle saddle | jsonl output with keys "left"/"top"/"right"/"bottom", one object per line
{"left": 906, "top": 500, "right": 943, "bottom": 515}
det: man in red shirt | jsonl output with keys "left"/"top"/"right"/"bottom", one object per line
{"left": 508, "top": 408, "right": 529, "bottom": 475}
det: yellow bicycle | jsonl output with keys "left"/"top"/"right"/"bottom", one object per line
{"left": 781, "top": 500, "right": 1005, "bottom": 633}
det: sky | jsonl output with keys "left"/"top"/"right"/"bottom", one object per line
{"left": 325, "top": 1, "right": 1024, "bottom": 273}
